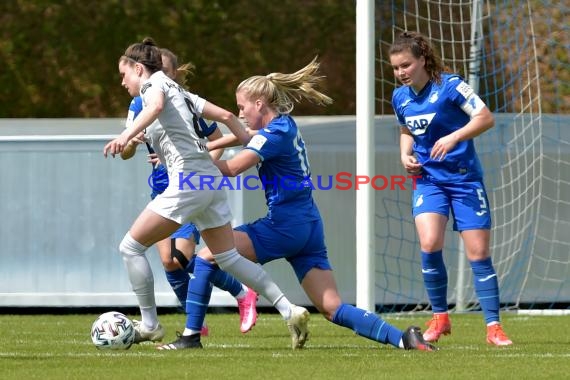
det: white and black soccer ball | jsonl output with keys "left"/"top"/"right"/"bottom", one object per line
{"left": 90, "top": 311, "right": 135, "bottom": 350}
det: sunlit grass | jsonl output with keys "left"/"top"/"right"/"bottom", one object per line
{"left": 0, "top": 311, "right": 569, "bottom": 379}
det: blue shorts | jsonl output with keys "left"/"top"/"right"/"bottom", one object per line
{"left": 235, "top": 217, "right": 331, "bottom": 283}
{"left": 412, "top": 178, "right": 492, "bottom": 231}
{"left": 171, "top": 223, "right": 200, "bottom": 244}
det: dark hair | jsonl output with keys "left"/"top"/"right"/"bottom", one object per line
{"left": 388, "top": 31, "right": 448, "bottom": 83}
{"left": 159, "top": 48, "right": 195, "bottom": 86}
{"left": 159, "top": 48, "right": 178, "bottom": 72}
{"left": 120, "top": 37, "right": 162, "bottom": 73}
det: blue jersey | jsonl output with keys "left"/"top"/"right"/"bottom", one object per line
{"left": 127, "top": 96, "right": 143, "bottom": 121}
{"left": 128, "top": 96, "right": 219, "bottom": 195}
{"left": 392, "top": 73, "right": 484, "bottom": 183}
{"left": 245, "top": 115, "right": 320, "bottom": 224}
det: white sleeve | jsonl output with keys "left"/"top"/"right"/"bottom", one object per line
{"left": 185, "top": 91, "right": 207, "bottom": 115}
{"left": 460, "top": 92, "right": 487, "bottom": 117}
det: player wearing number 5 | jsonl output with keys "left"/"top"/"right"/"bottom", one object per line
{"left": 389, "top": 31, "right": 512, "bottom": 346}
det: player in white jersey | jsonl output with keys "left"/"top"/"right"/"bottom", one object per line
{"left": 119, "top": 48, "right": 258, "bottom": 337}
{"left": 389, "top": 31, "right": 512, "bottom": 346}
{"left": 103, "top": 37, "right": 308, "bottom": 345}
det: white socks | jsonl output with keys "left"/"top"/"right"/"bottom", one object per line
{"left": 214, "top": 248, "right": 292, "bottom": 318}
{"left": 119, "top": 232, "right": 158, "bottom": 329}
{"left": 274, "top": 295, "right": 293, "bottom": 320}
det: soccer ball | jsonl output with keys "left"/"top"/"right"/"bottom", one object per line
{"left": 90, "top": 311, "right": 136, "bottom": 350}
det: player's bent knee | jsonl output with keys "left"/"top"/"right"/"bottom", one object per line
{"left": 170, "top": 239, "right": 190, "bottom": 270}
{"left": 161, "top": 259, "right": 179, "bottom": 271}
{"left": 119, "top": 232, "right": 148, "bottom": 257}
{"left": 313, "top": 298, "right": 342, "bottom": 321}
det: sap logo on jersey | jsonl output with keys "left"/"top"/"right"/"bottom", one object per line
{"left": 405, "top": 113, "right": 436, "bottom": 135}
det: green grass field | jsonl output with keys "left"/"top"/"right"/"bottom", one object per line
{"left": 0, "top": 311, "right": 568, "bottom": 380}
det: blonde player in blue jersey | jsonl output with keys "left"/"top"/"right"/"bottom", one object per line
{"left": 105, "top": 38, "right": 312, "bottom": 346}
{"left": 119, "top": 48, "right": 258, "bottom": 339}
{"left": 157, "top": 57, "right": 437, "bottom": 351}
{"left": 389, "top": 31, "right": 512, "bottom": 346}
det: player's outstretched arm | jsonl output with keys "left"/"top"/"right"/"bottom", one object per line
{"left": 202, "top": 101, "right": 250, "bottom": 146}
{"left": 214, "top": 149, "right": 259, "bottom": 177}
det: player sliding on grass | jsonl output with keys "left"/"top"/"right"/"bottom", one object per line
{"left": 119, "top": 47, "right": 258, "bottom": 338}
{"left": 389, "top": 31, "right": 512, "bottom": 346}
{"left": 157, "top": 57, "right": 438, "bottom": 352}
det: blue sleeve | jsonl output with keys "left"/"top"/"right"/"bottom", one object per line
{"left": 197, "top": 118, "right": 218, "bottom": 137}
{"left": 129, "top": 96, "right": 143, "bottom": 119}
{"left": 444, "top": 75, "right": 472, "bottom": 108}
{"left": 125, "top": 97, "right": 143, "bottom": 128}
{"left": 245, "top": 129, "right": 286, "bottom": 162}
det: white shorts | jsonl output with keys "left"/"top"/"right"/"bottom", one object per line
{"left": 147, "top": 176, "right": 232, "bottom": 231}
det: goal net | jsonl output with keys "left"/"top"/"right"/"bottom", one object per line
{"left": 371, "top": 0, "right": 570, "bottom": 312}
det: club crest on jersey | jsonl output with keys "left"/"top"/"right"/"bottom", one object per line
{"left": 405, "top": 113, "right": 436, "bottom": 135}
{"left": 429, "top": 92, "right": 439, "bottom": 103}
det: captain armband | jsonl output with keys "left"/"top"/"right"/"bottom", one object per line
{"left": 460, "top": 93, "right": 486, "bottom": 118}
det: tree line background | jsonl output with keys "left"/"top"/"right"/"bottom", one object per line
{"left": 0, "top": 0, "right": 357, "bottom": 117}
{"left": 0, "top": 1, "right": 567, "bottom": 118}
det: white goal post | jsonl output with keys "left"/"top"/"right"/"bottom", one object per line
{"left": 355, "top": 0, "right": 376, "bottom": 312}
{"left": 356, "top": 0, "right": 570, "bottom": 313}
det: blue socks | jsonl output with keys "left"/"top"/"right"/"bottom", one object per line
{"left": 165, "top": 268, "right": 190, "bottom": 307}
{"left": 470, "top": 257, "right": 500, "bottom": 324}
{"left": 185, "top": 256, "right": 216, "bottom": 330}
{"left": 421, "top": 250, "right": 448, "bottom": 312}
{"left": 421, "top": 250, "right": 500, "bottom": 324}
{"left": 211, "top": 269, "right": 244, "bottom": 298}
{"left": 164, "top": 254, "right": 196, "bottom": 307}
{"left": 165, "top": 252, "right": 244, "bottom": 309}
{"left": 332, "top": 303, "right": 403, "bottom": 347}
